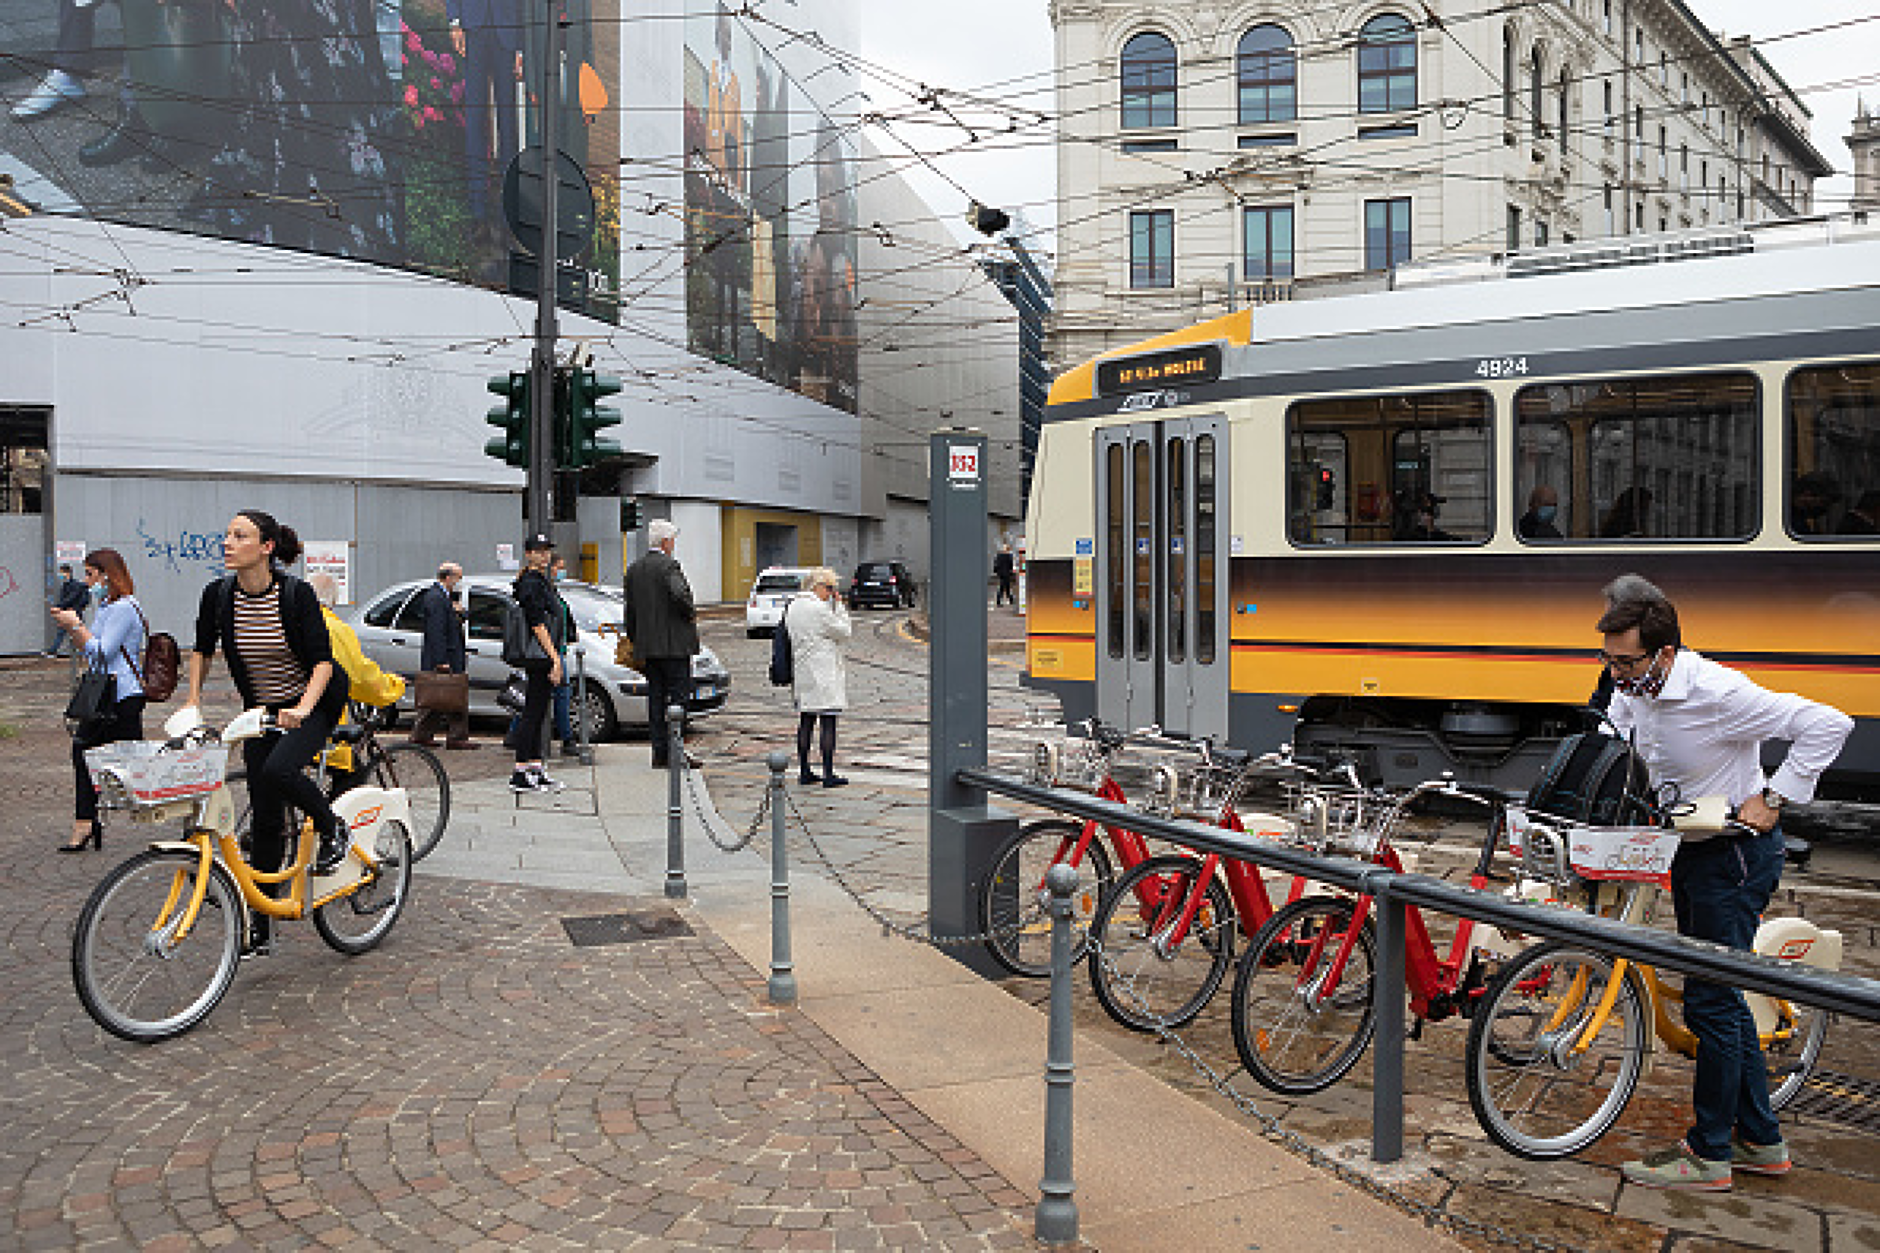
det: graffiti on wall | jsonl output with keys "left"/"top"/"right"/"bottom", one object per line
{"left": 137, "top": 520, "right": 226, "bottom": 574}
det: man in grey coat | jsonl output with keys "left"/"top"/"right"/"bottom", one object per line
{"left": 623, "top": 519, "right": 700, "bottom": 768}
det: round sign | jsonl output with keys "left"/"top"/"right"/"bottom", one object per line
{"left": 502, "top": 146, "right": 595, "bottom": 261}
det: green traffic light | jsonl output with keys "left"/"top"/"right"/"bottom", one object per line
{"left": 484, "top": 371, "right": 531, "bottom": 468}
{"left": 561, "top": 367, "right": 625, "bottom": 468}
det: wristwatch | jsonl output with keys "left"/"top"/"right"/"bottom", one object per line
{"left": 1760, "top": 787, "right": 1787, "bottom": 811}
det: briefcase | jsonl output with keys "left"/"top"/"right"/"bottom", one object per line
{"left": 412, "top": 670, "right": 470, "bottom": 715}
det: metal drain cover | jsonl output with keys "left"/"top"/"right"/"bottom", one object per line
{"left": 1786, "top": 1070, "right": 1880, "bottom": 1135}
{"left": 561, "top": 910, "right": 694, "bottom": 947}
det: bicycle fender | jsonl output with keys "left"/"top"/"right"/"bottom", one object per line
{"left": 332, "top": 786, "right": 412, "bottom": 837}
{"left": 1749, "top": 916, "right": 1843, "bottom": 1036}
{"left": 146, "top": 840, "right": 204, "bottom": 856}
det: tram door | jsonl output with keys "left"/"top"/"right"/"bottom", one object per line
{"left": 1093, "top": 416, "right": 1229, "bottom": 741}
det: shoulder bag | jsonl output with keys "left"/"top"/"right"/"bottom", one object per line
{"left": 65, "top": 659, "right": 117, "bottom": 738}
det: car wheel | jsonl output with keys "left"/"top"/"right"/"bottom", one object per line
{"left": 577, "top": 684, "right": 619, "bottom": 742}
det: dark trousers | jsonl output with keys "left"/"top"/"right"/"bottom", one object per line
{"left": 71, "top": 694, "right": 146, "bottom": 821}
{"left": 242, "top": 708, "right": 338, "bottom": 876}
{"left": 514, "top": 662, "right": 553, "bottom": 762}
{"left": 645, "top": 656, "right": 691, "bottom": 766}
{"left": 1671, "top": 827, "right": 1786, "bottom": 1160}
{"left": 53, "top": 0, "right": 96, "bottom": 76}
{"left": 797, "top": 711, "right": 837, "bottom": 775}
{"left": 461, "top": 29, "right": 518, "bottom": 222}
{"left": 995, "top": 572, "right": 1015, "bottom": 605}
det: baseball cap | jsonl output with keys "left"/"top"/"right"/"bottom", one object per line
{"left": 524, "top": 533, "right": 554, "bottom": 552}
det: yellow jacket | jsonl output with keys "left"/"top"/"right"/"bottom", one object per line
{"left": 322, "top": 607, "right": 405, "bottom": 773}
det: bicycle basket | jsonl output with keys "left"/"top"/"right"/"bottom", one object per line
{"left": 85, "top": 740, "right": 229, "bottom": 809}
{"left": 1508, "top": 806, "right": 1678, "bottom": 887}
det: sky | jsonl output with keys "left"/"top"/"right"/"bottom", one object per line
{"left": 855, "top": 1, "right": 1876, "bottom": 258}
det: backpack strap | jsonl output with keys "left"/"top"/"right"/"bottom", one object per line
{"left": 119, "top": 599, "right": 150, "bottom": 683}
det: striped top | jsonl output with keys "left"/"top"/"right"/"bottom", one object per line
{"left": 232, "top": 579, "right": 307, "bottom": 706}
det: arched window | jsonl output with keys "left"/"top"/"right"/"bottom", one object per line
{"left": 1358, "top": 14, "right": 1416, "bottom": 114}
{"left": 1559, "top": 66, "right": 1570, "bottom": 155}
{"left": 1121, "top": 31, "right": 1178, "bottom": 129}
{"left": 1238, "top": 25, "right": 1296, "bottom": 124}
{"left": 1502, "top": 28, "right": 1515, "bottom": 122}
{"left": 1529, "top": 47, "right": 1543, "bottom": 140}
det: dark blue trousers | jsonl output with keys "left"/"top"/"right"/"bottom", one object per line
{"left": 1670, "top": 827, "right": 1785, "bottom": 1160}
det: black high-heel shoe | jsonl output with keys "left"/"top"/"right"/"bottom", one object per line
{"left": 57, "top": 820, "right": 103, "bottom": 853}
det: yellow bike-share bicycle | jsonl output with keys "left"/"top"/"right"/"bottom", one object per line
{"left": 72, "top": 707, "right": 414, "bottom": 1043}
{"left": 1464, "top": 798, "right": 1838, "bottom": 1159}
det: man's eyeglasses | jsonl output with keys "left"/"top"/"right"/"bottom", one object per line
{"left": 1597, "top": 650, "right": 1651, "bottom": 670}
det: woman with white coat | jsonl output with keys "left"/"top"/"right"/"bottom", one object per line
{"left": 787, "top": 567, "right": 852, "bottom": 786}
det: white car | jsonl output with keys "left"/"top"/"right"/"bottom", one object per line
{"left": 745, "top": 566, "right": 817, "bottom": 636}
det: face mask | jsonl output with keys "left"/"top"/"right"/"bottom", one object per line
{"left": 1535, "top": 505, "right": 1557, "bottom": 524}
{"left": 1613, "top": 651, "right": 1669, "bottom": 698}
{"left": 553, "top": 570, "right": 567, "bottom": 581}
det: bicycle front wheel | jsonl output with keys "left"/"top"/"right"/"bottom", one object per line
{"left": 313, "top": 820, "right": 413, "bottom": 955}
{"left": 1230, "top": 895, "right": 1377, "bottom": 1095}
{"left": 373, "top": 743, "right": 450, "bottom": 862}
{"left": 980, "top": 819, "right": 1115, "bottom": 977}
{"left": 72, "top": 849, "right": 243, "bottom": 1043}
{"left": 1087, "top": 854, "right": 1235, "bottom": 1032}
{"left": 1465, "top": 941, "right": 1649, "bottom": 1159}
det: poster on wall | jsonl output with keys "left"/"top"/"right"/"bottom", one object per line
{"left": 55, "top": 540, "right": 87, "bottom": 566}
{"left": 0, "top": 2, "right": 621, "bottom": 321}
{"left": 302, "top": 541, "right": 353, "bottom": 605}
{"left": 682, "top": 2, "right": 859, "bottom": 413}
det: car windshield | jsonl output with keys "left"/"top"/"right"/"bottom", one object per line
{"left": 558, "top": 585, "right": 622, "bottom": 632}
{"left": 755, "top": 573, "right": 805, "bottom": 594}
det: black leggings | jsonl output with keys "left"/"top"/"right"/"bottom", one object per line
{"left": 797, "top": 712, "right": 838, "bottom": 775}
{"left": 72, "top": 695, "right": 146, "bottom": 821}
{"left": 514, "top": 662, "right": 554, "bottom": 763}
{"left": 242, "top": 708, "right": 338, "bottom": 876}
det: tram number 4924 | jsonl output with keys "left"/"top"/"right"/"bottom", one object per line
{"left": 1475, "top": 356, "right": 1530, "bottom": 379}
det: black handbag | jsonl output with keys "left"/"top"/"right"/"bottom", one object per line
{"left": 497, "top": 671, "right": 528, "bottom": 715}
{"left": 65, "top": 663, "right": 117, "bottom": 738}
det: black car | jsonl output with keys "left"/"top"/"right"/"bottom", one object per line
{"left": 848, "top": 561, "right": 917, "bottom": 609}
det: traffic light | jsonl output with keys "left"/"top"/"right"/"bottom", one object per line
{"left": 619, "top": 498, "right": 641, "bottom": 531}
{"left": 967, "top": 200, "right": 1010, "bottom": 236}
{"left": 484, "top": 371, "right": 530, "bottom": 468}
{"left": 1315, "top": 465, "right": 1336, "bottom": 510}
{"left": 562, "top": 367, "right": 623, "bottom": 469}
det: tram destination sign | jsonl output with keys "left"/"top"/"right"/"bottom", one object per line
{"left": 1096, "top": 343, "right": 1222, "bottom": 396}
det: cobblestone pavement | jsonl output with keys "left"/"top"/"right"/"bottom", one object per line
{"left": 0, "top": 656, "right": 1031, "bottom": 1251}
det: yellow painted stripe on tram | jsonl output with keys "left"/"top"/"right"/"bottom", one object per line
{"left": 1046, "top": 309, "right": 1253, "bottom": 407}
{"left": 1029, "top": 636, "right": 1096, "bottom": 682}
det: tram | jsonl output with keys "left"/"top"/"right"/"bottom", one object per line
{"left": 1023, "top": 216, "right": 1880, "bottom": 796}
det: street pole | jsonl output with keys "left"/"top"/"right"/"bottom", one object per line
{"left": 526, "top": 6, "right": 564, "bottom": 534}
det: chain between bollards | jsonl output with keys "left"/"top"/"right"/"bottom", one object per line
{"left": 665, "top": 703, "right": 686, "bottom": 899}
{"left": 765, "top": 752, "right": 797, "bottom": 1005}
{"left": 1035, "top": 861, "right": 1079, "bottom": 1245}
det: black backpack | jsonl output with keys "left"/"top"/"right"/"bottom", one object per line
{"left": 1526, "top": 731, "right": 1655, "bottom": 825}
{"left": 768, "top": 603, "right": 794, "bottom": 687}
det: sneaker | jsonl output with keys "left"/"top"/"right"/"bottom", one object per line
{"left": 313, "top": 827, "right": 350, "bottom": 875}
{"left": 531, "top": 769, "right": 566, "bottom": 794}
{"left": 821, "top": 774, "right": 849, "bottom": 789}
{"left": 1621, "top": 1141, "right": 1732, "bottom": 1191}
{"left": 241, "top": 915, "right": 272, "bottom": 959}
{"left": 1731, "top": 1134, "right": 1792, "bottom": 1176}
{"left": 10, "top": 70, "right": 85, "bottom": 121}
{"left": 509, "top": 769, "right": 539, "bottom": 793}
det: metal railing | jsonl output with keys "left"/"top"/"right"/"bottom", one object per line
{"left": 958, "top": 766, "right": 1880, "bottom": 1163}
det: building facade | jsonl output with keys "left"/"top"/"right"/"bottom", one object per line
{"left": 1851, "top": 104, "right": 1880, "bottom": 215}
{"left": 1047, "top": 0, "right": 1833, "bottom": 368}
{"left": 0, "top": 1, "right": 1017, "bottom": 652}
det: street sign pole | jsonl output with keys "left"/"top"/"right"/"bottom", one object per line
{"left": 526, "top": 7, "right": 563, "bottom": 534}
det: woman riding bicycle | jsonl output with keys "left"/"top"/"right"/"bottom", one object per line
{"left": 180, "top": 511, "right": 350, "bottom": 952}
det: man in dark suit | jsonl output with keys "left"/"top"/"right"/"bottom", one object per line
{"left": 411, "top": 562, "right": 476, "bottom": 749}
{"left": 623, "top": 519, "right": 700, "bottom": 769}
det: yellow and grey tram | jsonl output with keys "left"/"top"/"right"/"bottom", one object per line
{"left": 1024, "top": 218, "right": 1880, "bottom": 795}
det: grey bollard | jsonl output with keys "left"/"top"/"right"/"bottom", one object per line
{"left": 665, "top": 703, "right": 686, "bottom": 899}
{"left": 573, "top": 646, "right": 593, "bottom": 766}
{"left": 1370, "top": 879, "right": 1406, "bottom": 1163}
{"left": 765, "top": 751, "right": 797, "bottom": 1006}
{"left": 1035, "top": 862, "right": 1079, "bottom": 1244}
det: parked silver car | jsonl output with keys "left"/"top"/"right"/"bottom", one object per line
{"left": 349, "top": 576, "right": 730, "bottom": 741}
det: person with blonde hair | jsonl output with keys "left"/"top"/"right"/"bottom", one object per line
{"left": 787, "top": 567, "right": 852, "bottom": 786}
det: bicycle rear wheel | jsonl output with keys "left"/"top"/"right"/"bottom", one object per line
{"left": 372, "top": 742, "right": 450, "bottom": 862}
{"left": 1087, "top": 854, "right": 1234, "bottom": 1032}
{"left": 1766, "top": 993, "right": 1830, "bottom": 1111}
{"left": 313, "top": 820, "right": 413, "bottom": 954}
{"left": 1230, "top": 895, "right": 1376, "bottom": 1095}
{"left": 1465, "top": 941, "right": 1648, "bottom": 1159}
{"left": 980, "top": 819, "right": 1115, "bottom": 977}
{"left": 71, "top": 849, "right": 243, "bottom": 1043}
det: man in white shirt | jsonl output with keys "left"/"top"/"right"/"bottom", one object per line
{"left": 1600, "top": 581, "right": 1852, "bottom": 1191}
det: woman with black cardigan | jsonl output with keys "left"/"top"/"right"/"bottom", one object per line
{"left": 180, "top": 511, "right": 350, "bottom": 953}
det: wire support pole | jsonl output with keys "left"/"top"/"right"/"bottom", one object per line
{"left": 526, "top": 5, "right": 563, "bottom": 533}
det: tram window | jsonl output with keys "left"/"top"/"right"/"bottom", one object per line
{"left": 1106, "top": 443, "right": 1126, "bottom": 659}
{"left": 1515, "top": 372, "right": 1758, "bottom": 540}
{"left": 1133, "top": 442, "right": 1154, "bottom": 661}
{"left": 1195, "top": 435, "right": 1218, "bottom": 665}
{"left": 1787, "top": 363, "right": 1880, "bottom": 539}
{"left": 1286, "top": 390, "right": 1490, "bottom": 545}
{"left": 1167, "top": 436, "right": 1187, "bottom": 665}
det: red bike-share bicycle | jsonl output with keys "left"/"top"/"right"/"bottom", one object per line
{"left": 1224, "top": 779, "right": 1518, "bottom": 1093}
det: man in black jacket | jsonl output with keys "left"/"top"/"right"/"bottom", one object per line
{"left": 623, "top": 519, "right": 700, "bottom": 768}
{"left": 411, "top": 562, "right": 475, "bottom": 749}
{"left": 46, "top": 563, "right": 89, "bottom": 656}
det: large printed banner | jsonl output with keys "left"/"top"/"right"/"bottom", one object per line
{"left": 682, "top": 3, "right": 858, "bottom": 413}
{"left": 0, "top": 0, "right": 620, "bottom": 321}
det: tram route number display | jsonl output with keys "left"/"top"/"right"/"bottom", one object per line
{"left": 948, "top": 444, "right": 981, "bottom": 490}
{"left": 1096, "top": 344, "right": 1223, "bottom": 396}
